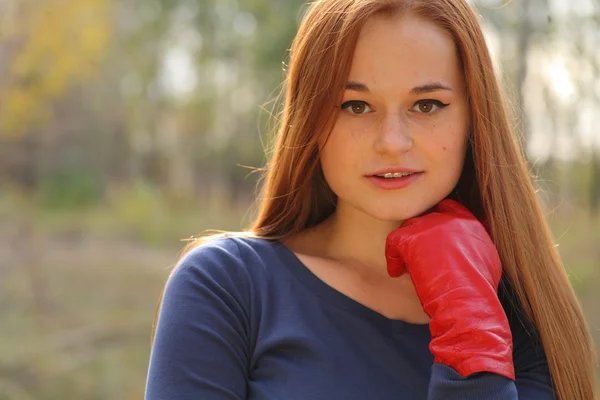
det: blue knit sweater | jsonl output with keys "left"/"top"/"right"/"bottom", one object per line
{"left": 145, "top": 236, "right": 555, "bottom": 399}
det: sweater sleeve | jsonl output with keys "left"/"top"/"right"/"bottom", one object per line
{"left": 427, "top": 281, "right": 556, "bottom": 400}
{"left": 145, "top": 239, "right": 251, "bottom": 400}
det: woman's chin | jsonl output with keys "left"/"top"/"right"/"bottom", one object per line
{"left": 368, "top": 210, "right": 422, "bottom": 225}
{"left": 362, "top": 203, "right": 429, "bottom": 222}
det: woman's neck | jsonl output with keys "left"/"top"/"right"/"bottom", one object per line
{"left": 292, "top": 202, "right": 404, "bottom": 274}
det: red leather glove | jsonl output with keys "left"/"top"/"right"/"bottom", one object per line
{"left": 385, "top": 199, "right": 515, "bottom": 381}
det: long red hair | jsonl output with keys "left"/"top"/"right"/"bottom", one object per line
{"left": 155, "top": 1, "right": 597, "bottom": 398}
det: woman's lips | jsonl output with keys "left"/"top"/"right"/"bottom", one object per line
{"left": 366, "top": 172, "right": 423, "bottom": 190}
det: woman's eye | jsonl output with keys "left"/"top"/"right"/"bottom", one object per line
{"left": 411, "top": 100, "right": 449, "bottom": 114}
{"left": 340, "top": 101, "right": 373, "bottom": 115}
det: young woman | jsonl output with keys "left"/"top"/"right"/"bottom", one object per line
{"left": 145, "top": 0, "right": 597, "bottom": 399}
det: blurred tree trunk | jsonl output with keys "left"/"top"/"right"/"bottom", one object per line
{"left": 590, "top": 150, "right": 600, "bottom": 217}
{"left": 516, "top": 0, "right": 534, "bottom": 150}
{"left": 570, "top": 12, "right": 600, "bottom": 216}
{"left": 540, "top": 85, "right": 560, "bottom": 208}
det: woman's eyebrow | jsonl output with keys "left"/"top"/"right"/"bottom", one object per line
{"left": 409, "top": 83, "right": 453, "bottom": 95}
{"left": 345, "top": 81, "right": 370, "bottom": 93}
{"left": 345, "top": 81, "right": 453, "bottom": 95}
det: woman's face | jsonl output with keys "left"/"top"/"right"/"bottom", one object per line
{"left": 320, "top": 13, "right": 470, "bottom": 223}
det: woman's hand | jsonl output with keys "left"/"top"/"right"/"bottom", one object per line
{"left": 385, "top": 199, "right": 515, "bottom": 381}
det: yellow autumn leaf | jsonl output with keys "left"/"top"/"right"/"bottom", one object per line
{"left": 0, "top": 0, "right": 113, "bottom": 136}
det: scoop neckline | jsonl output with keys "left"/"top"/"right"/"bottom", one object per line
{"left": 269, "top": 239, "right": 430, "bottom": 335}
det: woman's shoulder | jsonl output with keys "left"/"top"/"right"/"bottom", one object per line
{"left": 179, "top": 232, "right": 279, "bottom": 264}
{"left": 170, "top": 233, "right": 282, "bottom": 289}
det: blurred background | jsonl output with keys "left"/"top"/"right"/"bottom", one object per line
{"left": 0, "top": 0, "right": 598, "bottom": 398}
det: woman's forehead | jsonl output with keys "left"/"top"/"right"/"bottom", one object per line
{"left": 347, "top": 14, "right": 464, "bottom": 94}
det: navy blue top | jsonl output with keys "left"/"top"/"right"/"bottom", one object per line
{"left": 145, "top": 236, "right": 555, "bottom": 399}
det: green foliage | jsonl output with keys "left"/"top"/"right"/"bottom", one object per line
{"left": 110, "top": 181, "right": 163, "bottom": 228}
{"left": 109, "top": 181, "right": 176, "bottom": 245}
{"left": 107, "top": 182, "right": 246, "bottom": 246}
{"left": 38, "top": 167, "right": 105, "bottom": 210}
{"left": 569, "top": 161, "right": 594, "bottom": 208}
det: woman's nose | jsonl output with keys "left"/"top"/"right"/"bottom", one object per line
{"left": 373, "top": 113, "right": 413, "bottom": 155}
